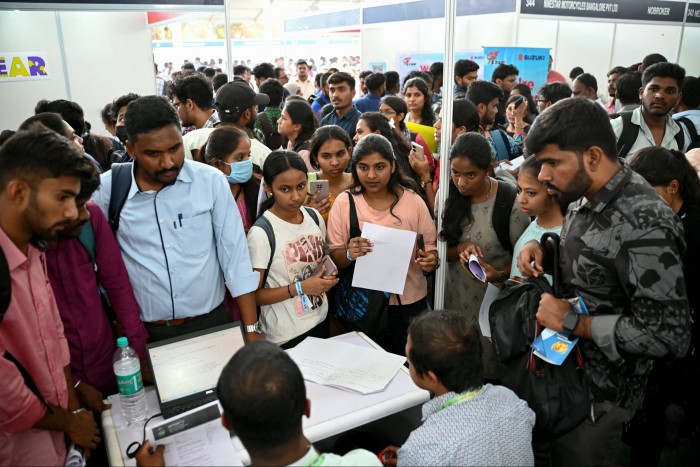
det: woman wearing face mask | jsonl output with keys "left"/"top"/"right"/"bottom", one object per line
{"left": 198, "top": 126, "right": 259, "bottom": 322}
{"left": 199, "top": 126, "right": 259, "bottom": 233}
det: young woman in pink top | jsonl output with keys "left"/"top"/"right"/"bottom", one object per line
{"left": 327, "top": 134, "right": 439, "bottom": 355}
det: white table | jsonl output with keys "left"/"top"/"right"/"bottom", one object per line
{"left": 102, "top": 332, "right": 429, "bottom": 466}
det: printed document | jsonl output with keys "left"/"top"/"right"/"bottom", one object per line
{"left": 352, "top": 222, "right": 416, "bottom": 294}
{"left": 287, "top": 337, "right": 406, "bottom": 394}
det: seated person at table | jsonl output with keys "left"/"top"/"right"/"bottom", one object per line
{"left": 135, "top": 341, "right": 381, "bottom": 467}
{"left": 380, "top": 309, "right": 535, "bottom": 467}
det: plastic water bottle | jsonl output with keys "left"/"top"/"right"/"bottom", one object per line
{"left": 113, "top": 337, "right": 147, "bottom": 426}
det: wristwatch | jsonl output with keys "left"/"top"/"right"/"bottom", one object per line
{"left": 562, "top": 312, "right": 579, "bottom": 334}
{"left": 244, "top": 321, "right": 262, "bottom": 334}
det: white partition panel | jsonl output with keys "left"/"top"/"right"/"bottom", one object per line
{"left": 679, "top": 27, "right": 700, "bottom": 78}
{"left": 611, "top": 23, "right": 683, "bottom": 71}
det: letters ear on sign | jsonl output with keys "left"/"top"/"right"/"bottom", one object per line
{"left": 0, "top": 52, "right": 49, "bottom": 82}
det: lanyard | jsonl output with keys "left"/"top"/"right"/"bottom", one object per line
{"left": 438, "top": 387, "right": 484, "bottom": 412}
{"left": 306, "top": 453, "right": 325, "bottom": 467}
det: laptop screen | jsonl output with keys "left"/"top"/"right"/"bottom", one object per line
{"left": 147, "top": 322, "right": 245, "bottom": 404}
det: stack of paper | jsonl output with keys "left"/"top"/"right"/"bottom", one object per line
{"left": 287, "top": 337, "right": 406, "bottom": 394}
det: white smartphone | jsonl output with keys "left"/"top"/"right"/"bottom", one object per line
{"left": 308, "top": 179, "right": 330, "bottom": 201}
{"left": 411, "top": 141, "right": 425, "bottom": 161}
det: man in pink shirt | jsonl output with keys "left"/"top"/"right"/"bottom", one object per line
{"left": 0, "top": 129, "right": 100, "bottom": 466}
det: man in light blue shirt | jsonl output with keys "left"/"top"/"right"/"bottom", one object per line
{"left": 381, "top": 310, "right": 535, "bottom": 466}
{"left": 673, "top": 76, "right": 700, "bottom": 147}
{"left": 92, "top": 96, "right": 260, "bottom": 342}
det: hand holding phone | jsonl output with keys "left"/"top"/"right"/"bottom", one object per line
{"left": 410, "top": 142, "right": 425, "bottom": 161}
{"left": 308, "top": 179, "right": 330, "bottom": 201}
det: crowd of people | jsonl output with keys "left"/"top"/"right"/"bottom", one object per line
{"left": 1, "top": 49, "right": 699, "bottom": 467}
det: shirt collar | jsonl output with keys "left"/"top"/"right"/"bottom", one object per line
{"left": 332, "top": 105, "right": 358, "bottom": 121}
{"left": 580, "top": 162, "right": 631, "bottom": 214}
{"left": 288, "top": 446, "right": 318, "bottom": 466}
{"left": 127, "top": 159, "right": 193, "bottom": 200}
{"left": 0, "top": 226, "right": 40, "bottom": 271}
{"left": 422, "top": 391, "right": 457, "bottom": 420}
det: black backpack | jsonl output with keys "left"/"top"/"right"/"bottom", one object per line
{"left": 489, "top": 232, "right": 591, "bottom": 441}
{"left": 676, "top": 116, "right": 700, "bottom": 151}
{"left": 108, "top": 162, "right": 133, "bottom": 233}
{"left": 616, "top": 111, "right": 685, "bottom": 157}
{"left": 257, "top": 112, "right": 283, "bottom": 151}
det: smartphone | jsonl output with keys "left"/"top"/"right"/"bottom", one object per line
{"left": 511, "top": 95, "right": 525, "bottom": 108}
{"left": 416, "top": 233, "right": 425, "bottom": 253}
{"left": 308, "top": 179, "right": 329, "bottom": 201}
{"left": 313, "top": 255, "right": 338, "bottom": 276}
{"left": 410, "top": 142, "right": 425, "bottom": 161}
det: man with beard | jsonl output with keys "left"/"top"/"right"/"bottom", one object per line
{"left": 611, "top": 62, "right": 687, "bottom": 158}
{"left": 0, "top": 129, "right": 100, "bottom": 465}
{"left": 92, "top": 96, "right": 260, "bottom": 342}
{"left": 605, "top": 66, "right": 628, "bottom": 114}
{"left": 45, "top": 164, "right": 148, "bottom": 397}
{"left": 517, "top": 98, "right": 690, "bottom": 466}
{"left": 466, "top": 80, "right": 525, "bottom": 161}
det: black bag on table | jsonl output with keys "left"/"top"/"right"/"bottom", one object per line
{"left": 489, "top": 232, "right": 591, "bottom": 442}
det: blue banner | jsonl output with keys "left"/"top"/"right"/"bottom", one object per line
{"left": 482, "top": 47, "right": 549, "bottom": 95}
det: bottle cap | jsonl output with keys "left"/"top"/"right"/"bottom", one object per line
{"left": 117, "top": 337, "right": 129, "bottom": 347}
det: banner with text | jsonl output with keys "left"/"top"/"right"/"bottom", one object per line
{"left": 483, "top": 47, "right": 549, "bottom": 94}
{"left": 0, "top": 52, "right": 50, "bottom": 82}
{"left": 396, "top": 50, "right": 485, "bottom": 84}
{"left": 520, "top": 0, "right": 685, "bottom": 23}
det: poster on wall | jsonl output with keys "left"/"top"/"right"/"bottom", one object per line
{"left": 369, "top": 62, "right": 386, "bottom": 73}
{"left": 0, "top": 52, "right": 50, "bottom": 83}
{"left": 482, "top": 47, "right": 549, "bottom": 94}
{"left": 395, "top": 50, "right": 485, "bottom": 84}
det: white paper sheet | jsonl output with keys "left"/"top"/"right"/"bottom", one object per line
{"left": 498, "top": 155, "right": 526, "bottom": 172}
{"left": 478, "top": 283, "right": 502, "bottom": 337}
{"left": 146, "top": 401, "right": 241, "bottom": 467}
{"left": 352, "top": 222, "right": 416, "bottom": 294}
{"left": 287, "top": 337, "right": 406, "bottom": 394}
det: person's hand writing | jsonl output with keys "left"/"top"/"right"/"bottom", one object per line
{"left": 346, "top": 237, "right": 373, "bottom": 260}
{"left": 76, "top": 382, "right": 110, "bottom": 413}
{"left": 66, "top": 410, "right": 100, "bottom": 449}
{"left": 300, "top": 266, "right": 338, "bottom": 296}
{"left": 517, "top": 240, "right": 544, "bottom": 277}
{"left": 135, "top": 440, "right": 166, "bottom": 467}
{"left": 379, "top": 445, "right": 399, "bottom": 467}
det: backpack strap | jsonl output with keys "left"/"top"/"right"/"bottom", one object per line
{"left": 108, "top": 162, "right": 133, "bottom": 233}
{"left": 491, "top": 180, "right": 517, "bottom": 254}
{"left": 677, "top": 116, "right": 698, "bottom": 144}
{"left": 252, "top": 215, "right": 276, "bottom": 289}
{"left": 616, "top": 112, "right": 639, "bottom": 157}
{"left": 253, "top": 207, "right": 320, "bottom": 290}
{"left": 346, "top": 191, "right": 362, "bottom": 238}
{"left": 491, "top": 129, "right": 510, "bottom": 161}
{"left": 257, "top": 112, "right": 273, "bottom": 139}
{"left": 77, "top": 221, "right": 96, "bottom": 270}
{"left": 4, "top": 351, "right": 52, "bottom": 413}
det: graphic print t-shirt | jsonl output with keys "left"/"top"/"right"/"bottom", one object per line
{"left": 247, "top": 208, "right": 328, "bottom": 344}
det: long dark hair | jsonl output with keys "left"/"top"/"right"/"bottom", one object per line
{"left": 439, "top": 133, "right": 493, "bottom": 245}
{"left": 308, "top": 125, "right": 352, "bottom": 171}
{"left": 629, "top": 147, "right": 700, "bottom": 207}
{"left": 258, "top": 150, "right": 308, "bottom": 217}
{"left": 284, "top": 100, "right": 318, "bottom": 151}
{"left": 512, "top": 83, "right": 538, "bottom": 117}
{"left": 359, "top": 112, "right": 423, "bottom": 189}
{"left": 380, "top": 95, "right": 408, "bottom": 131}
{"left": 402, "top": 77, "right": 435, "bottom": 126}
{"left": 349, "top": 134, "right": 419, "bottom": 223}
{"left": 199, "top": 126, "right": 249, "bottom": 164}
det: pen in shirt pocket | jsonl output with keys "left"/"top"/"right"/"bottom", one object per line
{"left": 178, "top": 213, "right": 183, "bottom": 227}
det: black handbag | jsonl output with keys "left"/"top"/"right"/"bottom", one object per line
{"left": 333, "top": 192, "right": 390, "bottom": 340}
{"left": 489, "top": 232, "right": 591, "bottom": 441}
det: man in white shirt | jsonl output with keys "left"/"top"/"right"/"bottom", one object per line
{"left": 294, "top": 59, "right": 315, "bottom": 99}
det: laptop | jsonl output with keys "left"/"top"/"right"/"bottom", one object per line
{"left": 147, "top": 321, "right": 246, "bottom": 419}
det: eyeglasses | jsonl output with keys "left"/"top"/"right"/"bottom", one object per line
{"left": 379, "top": 109, "right": 396, "bottom": 116}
